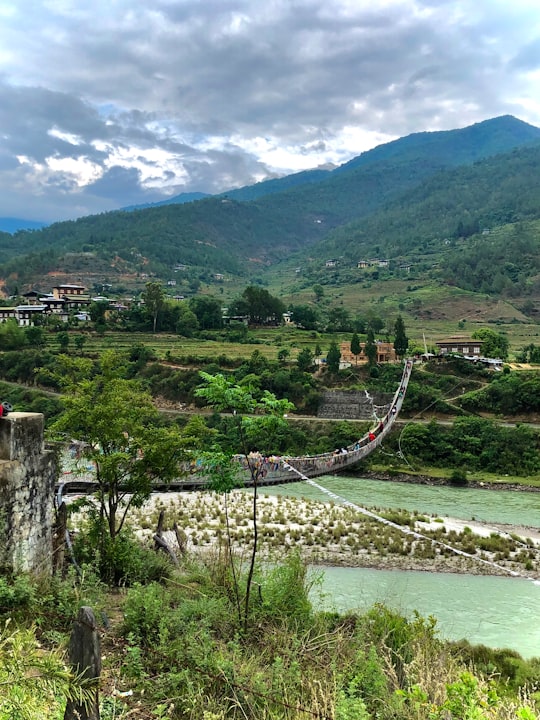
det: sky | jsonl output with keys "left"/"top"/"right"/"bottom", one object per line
{"left": 1, "top": 0, "right": 540, "bottom": 223}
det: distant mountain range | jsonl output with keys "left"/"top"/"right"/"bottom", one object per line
{"left": 1, "top": 114, "right": 540, "bottom": 306}
{"left": 0, "top": 217, "right": 48, "bottom": 233}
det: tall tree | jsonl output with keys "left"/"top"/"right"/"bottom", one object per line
{"left": 350, "top": 332, "right": 361, "bottom": 365}
{"left": 142, "top": 281, "right": 165, "bottom": 333}
{"left": 189, "top": 296, "right": 223, "bottom": 329}
{"left": 51, "top": 352, "right": 187, "bottom": 581}
{"left": 365, "top": 326, "right": 377, "bottom": 367}
{"left": 393, "top": 315, "right": 409, "bottom": 359}
{"left": 326, "top": 341, "right": 341, "bottom": 373}
{"left": 231, "top": 286, "right": 285, "bottom": 325}
{"left": 327, "top": 307, "right": 352, "bottom": 332}
{"left": 289, "top": 304, "right": 319, "bottom": 330}
{"left": 472, "top": 328, "right": 509, "bottom": 359}
{"left": 195, "top": 372, "right": 294, "bottom": 632}
{"left": 297, "top": 347, "right": 314, "bottom": 372}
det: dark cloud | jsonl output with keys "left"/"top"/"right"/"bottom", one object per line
{"left": 510, "top": 38, "right": 540, "bottom": 71}
{"left": 0, "top": 1, "right": 538, "bottom": 221}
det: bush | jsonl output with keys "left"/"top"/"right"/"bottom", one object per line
{"left": 449, "top": 469, "right": 468, "bottom": 486}
{"left": 72, "top": 525, "right": 173, "bottom": 586}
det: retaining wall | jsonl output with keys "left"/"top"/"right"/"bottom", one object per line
{"left": 0, "top": 413, "right": 57, "bottom": 574}
{"left": 317, "top": 390, "right": 393, "bottom": 420}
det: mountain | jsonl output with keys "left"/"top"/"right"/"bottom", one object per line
{"left": 122, "top": 191, "right": 211, "bottom": 211}
{"left": 124, "top": 115, "right": 540, "bottom": 211}
{"left": 2, "top": 115, "right": 540, "bottom": 294}
{"left": 0, "top": 217, "right": 47, "bottom": 233}
{"left": 334, "top": 115, "right": 540, "bottom": 174}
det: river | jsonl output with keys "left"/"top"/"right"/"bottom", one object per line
{"left": 265, "top": 475, "right": 540, "bottom": 658}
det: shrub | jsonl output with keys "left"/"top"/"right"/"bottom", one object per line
{"left": 449, "top": 469, "right": 468, "bottom": 486}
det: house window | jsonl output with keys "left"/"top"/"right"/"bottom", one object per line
{"left": 451, "top": 346, "right": 458, "bottom": 353}
{"left": 462, "top": 347, "right": 469, "bottom": 354}
{"left": 473, "top": 346, "right": 481, "bottom": 354}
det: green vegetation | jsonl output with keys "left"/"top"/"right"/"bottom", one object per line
{"left": 1, "top": 116, "right": 540, "bottom": 344}
{"left": 50, "top": 352, "right": 189, "bottom": 582}
{"left": 378, "top": 417, "right": 539, "bottom": 476}
{"left": 1, "top": 547, "right": 539, "bottom": 719}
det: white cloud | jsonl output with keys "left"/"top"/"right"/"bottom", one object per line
{"left": 45, "top": 155, "right": 103, "bottom": 186}
{"left": 0, "top": 0, "right": 539, "bottom": 220}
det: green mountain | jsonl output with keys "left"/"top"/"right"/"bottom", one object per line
{"left": 2, "top": 115, "right": 540, "bottom": 295}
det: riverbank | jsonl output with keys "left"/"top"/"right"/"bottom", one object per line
{"left": 357, "top": 468, "right": 540, "bottom": 492}
{"left": 130, "top": 490, "right": 540, "bottom": 580}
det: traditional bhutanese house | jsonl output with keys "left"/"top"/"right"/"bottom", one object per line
{"left": 15, "top": 304, "right": 47, "bottom": 326}
{"left": 435, "top": 336, "right": 483, "bottom": 357}
{"left": 52, "top": 284, "right": 90, "bottom": 310}
{"left": 0, "top": 307, "right": 16, "bottom": 323}
{"left": 52, "top": 283, "right": 86, "bottom": 299}
{"left": 21, "top": 289, "right": 44, "bottom": 303}
{"left": 357, "top": 260, "right": 370, "bottom": 269}
{"left": 340, "top": 340, "right": 397, "bottom": 364}
{"left": 40, "top": 296, "right": 68, "bottom": 321}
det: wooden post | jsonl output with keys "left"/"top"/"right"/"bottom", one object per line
{"left": 153, "top": 509, "right": 179, "bottom": 566}
{"left": 53, "top": 502, "right": 67, "bottom": 576}
{"left": 64, "top": 606, "right": 101, "bottom": 720}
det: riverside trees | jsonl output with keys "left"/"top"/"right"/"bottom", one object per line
{"left": 51, "top": 351, "right": 187, "bottom": 582}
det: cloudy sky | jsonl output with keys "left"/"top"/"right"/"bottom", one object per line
{"left": 1, "top": 0, "right": 540, "bottom": 223}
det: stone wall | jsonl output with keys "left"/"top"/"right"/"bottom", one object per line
{"left": 317, "top": 390, "right": 393, "bottom": 420}
{"left": 0, "top": 413, "right": 57, "bottom": 574}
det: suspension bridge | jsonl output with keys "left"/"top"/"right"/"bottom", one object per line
{"left": 232, "top": 359, "right": 413, "bottom": 486}
{"left": 59, "top": 360, "right": 413, "bottom": 492}
{"left": 56, "top": 358, "right": 540, "bottom": 582}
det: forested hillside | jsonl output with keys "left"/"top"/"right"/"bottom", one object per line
{"left": 303, "top": 144, "right": 540, "bottom": 298}
{"left": 1, "top": 114, "right": 540, "bottom": 295}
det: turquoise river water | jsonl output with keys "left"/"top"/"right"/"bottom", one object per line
{"left": 265, "top": 476, "right": 540, "bottom": 658}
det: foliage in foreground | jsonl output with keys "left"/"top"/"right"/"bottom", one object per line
{"left": 0, "top": 622, "right": 94, "bottom": 720}
{"left": 1, "top": 551, "right": 539, "bottom": 719}
{"left": 114, "top": 553, "right": 539, "bottom": 719}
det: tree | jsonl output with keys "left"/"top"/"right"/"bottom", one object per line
{"left": 326, "top": 307, "right": 352, "bottom": 332}
{"left": 51, "top": 352, "right": 187, "bottom": 581}
{"left": 24, "top": 325, "right": 44, "bottom": 348}
{"left": 175, "top": 303, "right": 199, "bottom": 336}
{"left": 189, "top": 296, "right": 223, "bottom": 329}
{"left": 313, "top": 284, "right": 324, "bottom": 302}
{"left": 365, "top": 326, "right": 377, "bottom": 367}
{"left": 0, "top": 319, "right": 26, "bottom": 350}
{"left": 277, "top": 348, "right": 290, "bottom": 364}
{"left": 326, "top": 341, "right": 341, "bottom": 373}
{"left": 289, "top": 304, "right": 319, "bottom": 330}
{"left": 89, "top": 300, "right": 108, "bottom": 327}
{"left": 142, "top": 281, "right": 165, "bottom": 333}
{"left": 393, "top": 315, "right": 409, "bottom": 359}
{"left": 231, "top": 286, "right": 285, "bottom": 325}
{"left": 350, "top": 332, "right": 361, "bottom": 365}
{"left": 195, "top": 372, "right": 294, "bottom": 632}
{"left": 297, "top": 347, "right": 314, "bottom": 372}
{"left": 472, "top": 328, "right": 509, "bottom": 360}
{"left": 57, "top": 330, "right": 69, "bottom": 352}
{"left": 74, "top": 334, "right": 87, "bottom": 353}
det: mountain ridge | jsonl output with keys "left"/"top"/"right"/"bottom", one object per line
{"left": 1, "top": 114, "right": 540, "bottom": 307}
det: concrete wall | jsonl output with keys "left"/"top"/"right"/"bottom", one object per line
{"left": 0, "top": 413, "right": 57, "bottom": 574}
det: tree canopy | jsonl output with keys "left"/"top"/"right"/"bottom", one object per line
{"left": 230, "top": 286, "right": 285, "bottom": 325}
{"left": 51, "top": 351, "right": 187, "bottom": 579}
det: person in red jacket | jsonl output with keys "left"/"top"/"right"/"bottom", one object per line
{"left": 0, "top": 402, "right": 12, "bottom": 417}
